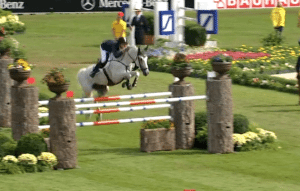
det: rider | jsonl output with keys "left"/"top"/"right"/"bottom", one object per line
{"left": 90, "top": 37, "right": 129, "bottom": 78}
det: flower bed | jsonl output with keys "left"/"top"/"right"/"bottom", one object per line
{"left": 147, "top": 45, "right": 300, "bottom": 94}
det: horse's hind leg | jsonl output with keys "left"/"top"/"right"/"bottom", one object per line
{"left": 95, "top": 85, "right": 109, "bottom": 121}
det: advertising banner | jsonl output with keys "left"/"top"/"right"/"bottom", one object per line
{"left": 214, "top": 0, "right": 300, "bottom": 9}
{"left": 2, "top": 0, "right": 173, "bottom": 13}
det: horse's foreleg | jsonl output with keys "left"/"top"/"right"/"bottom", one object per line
{"left": 131, "top": 71, "right": 140, "bottom": 87}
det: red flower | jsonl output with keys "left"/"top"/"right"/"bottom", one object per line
{"left": 27, "top": 77, "right": 35, "bottom": 84}
{"left": 66, "top": 91, "right": 74, "bottom": 98}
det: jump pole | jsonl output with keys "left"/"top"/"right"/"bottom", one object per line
{"left": 39, "top": 115, "right": 172, "bottom": 129}
{"left": 38, "top": 104, "right": 172, "bottom": 118}
{"left": 75, "top": 95, "right": 206, "bottom": 109}
{"left": 38, "top": 92, "right": 172, "bottom": 105}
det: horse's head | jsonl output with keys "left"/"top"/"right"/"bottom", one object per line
{"left": 136, "top": 46, "right": 149, "bottom": 76}
{"left": 126, "top": 45, "right": 149, "bottom": 76}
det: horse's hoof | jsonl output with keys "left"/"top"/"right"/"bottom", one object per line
{"left": 127, "top": 84, "right": 132, "bottom": 90}
{"left": 122, "top": 82, "right": 127, "bottom": 88}
{"left": 133, "top": 82, "right": 137, "bottom": 87}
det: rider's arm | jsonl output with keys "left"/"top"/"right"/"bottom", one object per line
{"left": 112, "top": 44, "right": 124, "bottom": 58}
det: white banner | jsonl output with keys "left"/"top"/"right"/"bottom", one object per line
{"left": 213, "top": 0, "right": 300, "bottom": 9}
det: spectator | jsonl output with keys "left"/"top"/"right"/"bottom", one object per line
{"left": 130, "top": 5, "right": 149, "bottom": 46}
{"left": 271, "top": 1, "right": 286, "bottom": 36}
{"left": 112, "top": 12, "right": 127, "bottom": 40}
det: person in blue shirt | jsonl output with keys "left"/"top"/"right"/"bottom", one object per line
{"left": 90, "top": 37, "right": 128, "bottom": 78}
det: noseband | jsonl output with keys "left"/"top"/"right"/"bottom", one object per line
{"left": 127, "top": 49, "right": 148, "bottom": 73}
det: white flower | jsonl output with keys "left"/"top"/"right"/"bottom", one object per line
{"left": 261, "top": 80, "right": 268, "bottom": 85}
{"left": 286, "top": 84, "right": 290, "bottom": 88}
{"left": 242, "top": 67, "right": 249, "bottom": 71}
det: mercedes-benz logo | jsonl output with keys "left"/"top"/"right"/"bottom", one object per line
{"left": 81, "top": 0, "right": 96, "bottom": 11}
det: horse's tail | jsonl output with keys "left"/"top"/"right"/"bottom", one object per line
{"left": 77, "top": 67, "right": 93, "bottom": 97}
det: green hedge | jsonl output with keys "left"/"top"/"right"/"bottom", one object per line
{"left": 185, "top": 21, "right": 207, "bottom": 46}
{"left": 143, "top": 14, "right": 207, "bottom": 46}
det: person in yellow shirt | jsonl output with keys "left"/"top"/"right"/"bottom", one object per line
{"left": 112, "top": 12, "right": 127, "bottom": 40}
{"left": 271, "top": 2, "right": 286, "bottom": 36}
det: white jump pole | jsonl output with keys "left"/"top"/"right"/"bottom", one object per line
{"left": 75, "top": 95, "right": 206, "bottom": 109}
{"left": 38, "top": 92, "right": 172, "bottom": 105}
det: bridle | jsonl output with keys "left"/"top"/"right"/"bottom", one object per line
{"left": 127, "top": 48, "right": 149, "bottom": 73}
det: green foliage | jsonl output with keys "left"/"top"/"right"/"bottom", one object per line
{"left": 0, "top": 162, "right": 23, "bottom": 174}
{"left": 39, "top": 117, "right": 49, "bottom": 126}
{"left": 261, "top": 32, "right": 284, "bottom": 47}
{"left": 143, "top": 13, "right": 154, "bottom": 35}
{"left": 0, "top": 133, "right": 13, "bottom": 146}
{"left": 10, "top": 47, "right": 26, "bottom": 61}
{"left": 0, "top": 9, "right": 12, "bottom": 17}
{"left": 142, "top": 120, "right": 174, "bottom": 129}
{"left": 194, "top": 124, "right": 208, "bottom": 149}
{"left": 41, "top": 67, "right": 70, "bottom": 85}
{"left": 184, "top": 22, "right": 207, "bottom": 46}
{"left": 210, "top": 53, "right": 233, "bottom": 64}
{"left": 39, "top": 92, "right": 51, "bottom": 100}
{"left": 195, "top": 111, "right": 207, "bottom": 132}
{"left": 171, "top": 53, "right": 191, "bottom": 69}
{"left": 15, "top": 133, "right": 47, "bottom": 157}
{"left": 0, "top": 146, "right": 4, "bottom": 160}
{"left": 1, "top": 142, "right": 17, "bottom": 156}
{"left": 37, "top": 160, "right": 51, "bottom": 172}
{"left": 233, "top": 114, "right": 250, "bottom": 134}
{"left": 18, "top": 163, "right": 37, "bottom": 173}
{"left": 40, "top": 128, "right": 50, "bottom": 138}
{"left": 0, "top": 37, "right": 14, "bottom": 54}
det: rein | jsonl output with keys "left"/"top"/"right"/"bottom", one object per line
{"left": 127, "top": 49, "right": 149, "bottom": 73}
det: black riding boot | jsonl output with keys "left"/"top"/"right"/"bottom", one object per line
{"left": 90, "top": 60, "right": 103, "bottom": 78}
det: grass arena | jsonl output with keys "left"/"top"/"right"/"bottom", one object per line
{"left": 1, "top": 8, "right": 300, "bottom": 190}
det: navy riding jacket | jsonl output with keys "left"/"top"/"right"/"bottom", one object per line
{"left": 101, "top": 40, "right": 123, "bottom": 58}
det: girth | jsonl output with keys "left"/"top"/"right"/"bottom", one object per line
{"left": 103, "top": 68, "right": 116, "bottom": 86}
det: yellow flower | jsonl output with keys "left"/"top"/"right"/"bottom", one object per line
{"left": 17, "top": 59, "right": 31, "bottom": 70}
{"left": 38, "top": 152, "right": 57, "bottom": 166}
{"left": 2, "top": 155, "right": 18, "bottom": 163}
{"left": 18, "top": 154, "right": 37, "bottom": 165}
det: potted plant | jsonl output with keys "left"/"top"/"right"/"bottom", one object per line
{"left": 41, "top": 68, "right": 70, "bottom": 99}
{"left": 140, "top": 119, "right": 175, "bottom": 152}
{"left": 210, "top": 53, "right": 233, "bottom": 77}
{"left": 170, "top": 53, "right": 192, "bottom": 84}
{"left": 7, "top": 59, "right": 32, "bottom": 86}
{"left": 144, "top": 14, "right": 154, "bottom": 45}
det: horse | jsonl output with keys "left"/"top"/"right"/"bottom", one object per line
{"left": 77, "top": 45, "right": 149, "bottom": 99}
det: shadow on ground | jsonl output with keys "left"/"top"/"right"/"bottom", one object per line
{"left": 79, "top": 147, "right": 209, "bottom": 157}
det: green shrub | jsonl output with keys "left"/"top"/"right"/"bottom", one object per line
{"left": 185, "top": 22, "right": 207, "bottom": 46}
{"left": 0, "top": 162, "right": 23, "bottom": 174}
{"left": 39, "top": 92, "right": 51, "bottom": 100}
{"left": 2, "top": 142, "right": 17, "bottom": 156}
{"left": 233, "top": 114, "right": 249, "bottom": 134}
{"left": 0, "top": 146, "right": 5, "bottom": 160}
{"left": 195, "top": 111, "right": 207, "bottom": 132}
{"left": 194, "top": 124, "right": 208, "bottom": 149}
{"left": 0, "top": 9, "right": 12, "bottom": 17}
{"left": 15, "top": 133, "right": 47, "bottom": 157}
{"left": 261, "top": 32, "right": 284, "bottom": 47}
{"left": 144, "top": 13, "right": 154, "bottom": 35}
{"left": 0, "top": 133, "right": 13, "bottom": 146}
